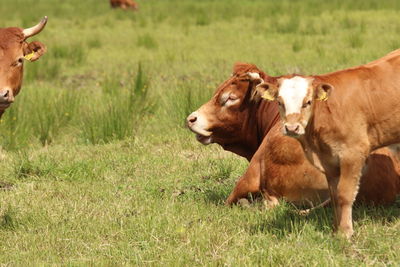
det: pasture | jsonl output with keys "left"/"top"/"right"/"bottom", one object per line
{"left": 0, "top": 0, "right": 399, "bottom": 265}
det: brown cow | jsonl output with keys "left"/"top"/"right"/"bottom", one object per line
{"left": 187, "top": 62, "right": 400, "bottom": 211}
{"left": 256, "top": 48, "right": 400, "bottom": 238}
{"left": 0, "top": 17, "right": 47, "bottom": 117}
{"left": 110, "top": 0, "right": 139, "bottom": 10}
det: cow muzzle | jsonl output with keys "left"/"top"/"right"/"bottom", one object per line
{"left": 186, "top": 111, "right": 213, "bottom": 144}
{"left": 0, "top": 88, "right": 14, "bottom": 108}
{"left": 283, "top": 122, "right": 305, "bottom": 137}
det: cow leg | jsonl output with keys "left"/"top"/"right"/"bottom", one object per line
{"left": 261, "top": 189, "right": 279, "bottom": 209}
{"left": 226, "top": 143, "right": 266, "bottom": 205}
{"left": 326, "top": 176, "right": 340, "bottom": 230}
{"left": 226, "top": 171, "right": 260, "bottom": 205}
{"left": 334, "top": 153, "right": 366, "bottom": 238}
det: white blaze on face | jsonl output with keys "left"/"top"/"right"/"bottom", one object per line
{"left": 279, "top": 76, "right": 309, "bottom": 115}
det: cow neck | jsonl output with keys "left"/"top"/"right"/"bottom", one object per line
{"left": 237, "top": 99, "right": 280, "bottom": 160}
{"left": 302, "top": 96, "right": 337, "bottom": 157}
{"left": 236, "top": 81, "right": 280, "bottom": 158}
{"left": 256, "top": 100, "right": 280, "bottom": 145}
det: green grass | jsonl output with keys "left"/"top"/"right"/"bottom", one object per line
{"left": 0, "top": 0, "right": 399, "bottom": 265}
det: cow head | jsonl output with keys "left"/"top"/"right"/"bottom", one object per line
{"left": 255, "top": 76, "right": 333, "bottom": 137}
{"left": 186, "top": 63, "right": 267, "bottom": 158}
{"left": 0, "top": 17, "right": 47, "bottom": 116}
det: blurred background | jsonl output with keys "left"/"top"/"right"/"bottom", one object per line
{"left": 0, "top": 0, "right": 399, "bottom": 265}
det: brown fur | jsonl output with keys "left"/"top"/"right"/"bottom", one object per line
{"left": 258, "top": 49, "right": 400, "bottom": 237}
{"left": 0, "top": 23, "right": 47, "bottom": 117}
{"left": 187, "top": 63, "right": 400, "bottom": 212}
{"left": 110, "top": 0, "right": 138, "bottom": 10}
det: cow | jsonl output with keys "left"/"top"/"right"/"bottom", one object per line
{"left": 255, "top": 48, "right": 400, "bottom": 238}
{"left": 110, "top": 0, "right": 139, "bottom": 11}
{"left": 0, "top": 17, "right": 48, "bottom": 118}
{"left": 187, "top": 62, "right": 400, "bottom": 212}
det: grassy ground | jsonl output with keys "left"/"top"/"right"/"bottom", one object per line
{"left": 0, "top": 0, "right": 399, "bottom": 265}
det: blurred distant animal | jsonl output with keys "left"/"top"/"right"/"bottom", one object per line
{"left": 0, "top": 17, "right": 48, "bottom": 118}
{"left": 110, "top": 0, "right": 139, "bottom": 11}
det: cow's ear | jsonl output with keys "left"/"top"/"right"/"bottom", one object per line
{"left": 23, "top": 41, "right": 47, "bottom": 62}
{"left": 255, "top": 82, "right": 278, "bottom": 101}
{"left": 232, "top": 62, "right": 255, "bottom": 75}
{"left": 238, "top": 72, "right": 263, "bottom": 84}
{"left": 316, "top": 83, "right": 333, "bottom": 101}
{"left": 244, "top": 73, "right": 265, "bottom": 102}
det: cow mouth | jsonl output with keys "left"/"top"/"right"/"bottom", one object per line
{"left": 196, "top": 134, "right": 213, "bottom": 145}
{"left": 187, "top": 120, "right": 213, "bottom": 145}
{"left": 283, "top": 131, "right": 301, "bottom": 138}
{"left": 0, "top": 102, "right": 11, "bottom": 109}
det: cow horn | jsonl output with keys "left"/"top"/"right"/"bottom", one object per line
{"left": 23, "top": 16, "right": 48, "bottom": 39}
{"left": 247, "top": 72, "right": 264, "bottom": 84}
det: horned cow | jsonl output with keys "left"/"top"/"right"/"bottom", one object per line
{"left": 0, "top": 17, "right": 48, "bottom": 117}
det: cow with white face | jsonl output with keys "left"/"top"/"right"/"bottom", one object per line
{"left": 0, "top": 17, "right": 48, "bottom": 117}
{"left": 257, "top": 75, "right": 330, "bottom": 137}
{"left": 256, "top": 48, "right": 400, "bottom": 238}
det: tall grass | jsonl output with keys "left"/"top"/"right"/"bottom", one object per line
{"left": 0, "top": 64, "right": 153, "bottom": 149}
{"left": 137, "top": 34, "right": 158, "bottom": 50}
{"left": 81, "top": 63, "right": 153, "bottom": 144}
{"left": 163, "top": 79, "right": 214, "bottom": 127}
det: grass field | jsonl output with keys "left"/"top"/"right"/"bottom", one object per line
{"left": 0, "top": 0, "right": 399, "bottom": 265}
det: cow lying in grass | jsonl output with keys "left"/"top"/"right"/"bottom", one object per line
{"left": 0, "top": 17, "right": 47, "bottom": 118}
{"left": 110, "top": 0, "right": 139, "bottom": 11}
{"left": 187, "top": 62, "right": 400, "bottom": 211}
{"left": 255, "top": 48, "right": 400, "bottom": 238}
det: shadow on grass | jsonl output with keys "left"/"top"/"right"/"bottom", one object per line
{"left": 247, "top": 201, "right": 400, "bottom": 239}
{"left": 203, "top": 189, "right": 228, "bottom": 205}
{"left": 175, "top": 185, "right": 232, "bottom": 206}
{"left": 353, "top": 200, "right": 400, "bottom": 224}
{"left": 0, "top": 181, "right": 14, "bottom": 191}
{"left": 248, "top": 205, "right": 333, "bottom": 239}
{"left": 180, "top": 170, "right": 399, "bottom": 238}
{"left": 203, "top": 190, "right": 265, "bottom": 207}
{"left": 199, "top": 185, "right": 400, "bottom": 238}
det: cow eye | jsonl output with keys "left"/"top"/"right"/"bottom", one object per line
{"left": 277, "top": 101, "right": 286, "bottom": 110}
{"left": 13, "top": 58, "right": 24, "bottom": 66}
{"left": 222, "top": 93, "right": 239, "bottom": 106}
{"left": 228, "top": 94, "right": 238, "bottom": 101}
{"left": 302, "top": 100, "right": 312, "bottom": 108}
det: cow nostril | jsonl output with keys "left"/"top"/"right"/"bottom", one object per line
{"left": 3, "top": 90, "right": 9, "bottom": 98}
{"left": 285, "top": 124, "right": 300, "bottom": 133}
{"left": 188, "top": 115, "right": 197, "bottom": 123}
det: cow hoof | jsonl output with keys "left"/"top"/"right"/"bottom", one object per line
{"left": 337, "top": 228, "right": 354, "bottom": 240}
{"left": 298, "top": 209, "right": 311, "bottom": 216}
{"left": 238, "top": 198, "right": 251, "bottom": 208}
{"left": 263, "top": 199, "right": 279, "bottom": 210}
